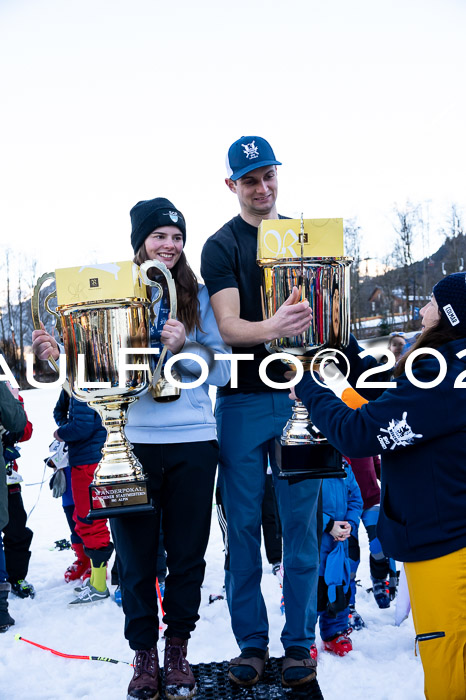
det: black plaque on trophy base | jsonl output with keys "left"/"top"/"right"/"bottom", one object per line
{"left": 87, "top": 479, "right": 155, "bottom": 519}
{"left": 275, "top": 438, "right": 347, "bottom": 480}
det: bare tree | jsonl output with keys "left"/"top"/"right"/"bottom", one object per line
{"left": 1, "top": 249, "right": 18, "bottom": 375}
{"left": 0, "top": 252, "right": 51, "bottom": 386}
{"left": 392, "top": 203, "right": 421, "bottom": 328}
{"left": 439, "top": 204, "right": 465, "bottom": 275}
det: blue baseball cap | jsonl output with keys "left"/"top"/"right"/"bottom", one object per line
{"left": 225, "top": 136, "right": 281, "bottom": 181}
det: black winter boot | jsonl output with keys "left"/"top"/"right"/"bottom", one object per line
{"left": 0, "top": 582, "right": 15, "bottom": 633}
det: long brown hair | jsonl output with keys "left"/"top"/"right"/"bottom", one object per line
{"left": 134, "top": 243, "right": 201, "bottom": 334}
{"left": 393, "top": 315, "right": 465, "bottom": 378}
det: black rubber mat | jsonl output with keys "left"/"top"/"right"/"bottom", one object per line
{"left": 159, "top": 657, "right": 324, "bottom": 699}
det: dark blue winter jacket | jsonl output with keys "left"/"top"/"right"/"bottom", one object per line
{"left": 53, "top": 388, "right": 70, "bottom": 428}
{"left": 55, "top": 396, "right": 106, "bottom": 467}
{"left": 297, "top": 336, "right": 466, "bottom": 563}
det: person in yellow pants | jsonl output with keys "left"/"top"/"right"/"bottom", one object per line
{"left": 292, "top": 272, "right": 466, "bottom": 699}
{"left": 319, "top": 365, "right": 466, "bottom": 698}
{"left": 405, "top": 549, "right": 466, "bottom": 700}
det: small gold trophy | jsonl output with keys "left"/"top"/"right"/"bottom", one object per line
{"left": 257, "top": 216, "right": 352, "bottom": 479}
{"left": 32, "top": 260, "right": 176, "bottom": 518}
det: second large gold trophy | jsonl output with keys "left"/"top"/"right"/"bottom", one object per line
{"left": 257, "top": 217, "right": 352, "bottom": 479}
{"left": 32, "top": 260, "right": 176, "bottom": 518}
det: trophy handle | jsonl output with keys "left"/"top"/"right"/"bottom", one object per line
{"left": 31, "top": 272, "right": 62, "bottom": 374}
{"left": 139, "top": 260, "right": 178, "bottom": 391}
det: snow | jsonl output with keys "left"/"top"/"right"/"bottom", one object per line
{"left": 0, "top": 388, "right": 425, "bottom": 699}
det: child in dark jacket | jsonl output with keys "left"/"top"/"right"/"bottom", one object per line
{"left": 53, "top": 395, "right": 113, "bottom": 605}
{"left": 318, "top": 460, "right": 363, "bottom": 656}
{"left": 53, "top": 388, "right": 90, "bottom": 583}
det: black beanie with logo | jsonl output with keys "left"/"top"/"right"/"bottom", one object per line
{"left": 433, "top": 272, "right": 466, "bottom": 333}
{"left": 130, "top": 197, "right": 186, "bottom": 254}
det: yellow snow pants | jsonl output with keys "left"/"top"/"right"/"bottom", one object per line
{"left": 404, "top": 547, "right": 466, "bottom": 700}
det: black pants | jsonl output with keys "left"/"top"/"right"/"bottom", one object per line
{"left": 3, "top": 489, "right": 33, "bottom": 582}
{"left": 112, "top": 527, "right": 166, "bottom": 586}
{"left": 110, "top": 440, "right": 218, "bottom": 651}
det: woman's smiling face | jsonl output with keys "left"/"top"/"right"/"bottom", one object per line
{"left": 144, "top": 226, "right": 184, "bottom": 269}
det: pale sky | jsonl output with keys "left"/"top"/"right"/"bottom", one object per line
{"left": 1, "top": 0, "right": 466, "bottom": 288}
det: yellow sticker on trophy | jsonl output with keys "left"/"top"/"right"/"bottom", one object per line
{"left": 257, "top": 218, "right": 344, "bottom": 261}
{"left": 55, "top": 261, "right": 148, "bottom": 306}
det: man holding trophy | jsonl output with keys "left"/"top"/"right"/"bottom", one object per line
{"left": 201, "top": 136, "right": 323, "bottom": 694}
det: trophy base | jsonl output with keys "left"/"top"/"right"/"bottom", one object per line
{"left": 275, "top": 438, "right": 347, "bottom": 480}
{"left": 87, "top": 479, "right": 155, "bottom": 520}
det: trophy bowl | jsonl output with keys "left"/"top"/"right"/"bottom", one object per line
{"left": 32, "top": 261, "right": 176, "bottom": 518}
{"left": 258, "top": 256, "right": 353, "bottom": 480}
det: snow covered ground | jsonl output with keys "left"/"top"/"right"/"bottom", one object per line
{"left": 0, "top": 388, "right": 425, "bottom": 699}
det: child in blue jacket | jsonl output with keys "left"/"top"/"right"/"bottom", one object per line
{"left": 318, "top": 460, "right": 363, "bottom": 656}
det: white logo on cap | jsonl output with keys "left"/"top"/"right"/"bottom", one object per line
{"left": 166, "top": 211, "right": 179, "bottom": 223}
{"left": 242, "top": 141, "right": 259, "bottom": 160}
{"left": 443, "top": 303, "right": 460, "bottom": 326}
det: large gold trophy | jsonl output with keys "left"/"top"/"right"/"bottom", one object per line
{"left": 32, "top": 260, "right": 176, "bottom": 518}
{"left": 257, "top": 216, "right": 352, "bottom": 479}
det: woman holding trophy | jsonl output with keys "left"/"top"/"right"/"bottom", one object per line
{"left": 32, "top": 197, "right": 231, "bottom": 700}
{"left": 120, "top": 197, "right": 231, "bottom": 700}
{"left": 292, "top": 272, "right": 466, "bottom": 700}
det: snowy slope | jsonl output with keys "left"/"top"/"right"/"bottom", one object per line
{"left": 0, "top": 388, "right": 424, "bottom": 700}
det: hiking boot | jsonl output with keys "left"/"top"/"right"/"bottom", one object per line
{"left": 323, "top": 630, "right": 353, "bottom": 656}
{"left": 371, "top": 577, "right": 391, "bottom": 609}
{"left": 64, "top": 543, "right": 91, "bottom": 583}
{"left": 10, "top": 579, "right": 35, "bottom": 599}
{"left": 68, "top": 583, "right": 109, "bottom": 606}
{"left": 164, "top": 637, "right": 196, "bottom": 699}
{"left": 127, "top": 647, "right": 159, "bottom": 700}
{"left": 348, "top": 604, "right": 365, "bottom": 630}
{"left": 228, "top": 647, "right": 269, "bottom": 687}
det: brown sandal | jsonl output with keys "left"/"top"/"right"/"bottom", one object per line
{"left": 228, "top": 649, "right": 269, "bottom": 687}
{"left": 281, "top": 655, "right": 317, "bottom": 687}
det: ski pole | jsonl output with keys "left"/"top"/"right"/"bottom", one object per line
{"left": 15, "top": 634, "right": 133, "bottom": 666}
{"left": 156, "top": 577, "right": 165, "bottom": 618}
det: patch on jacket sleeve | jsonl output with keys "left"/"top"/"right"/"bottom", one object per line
{"left": 377, "top": 412, "right": 423, "bottom": 450}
